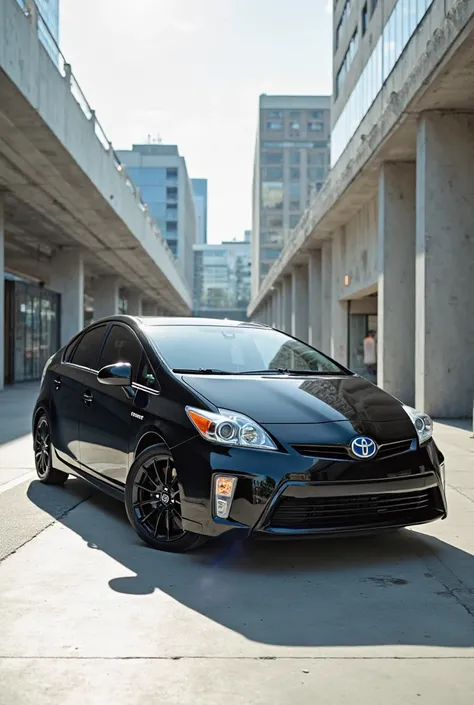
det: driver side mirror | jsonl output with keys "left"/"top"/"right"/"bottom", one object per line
{"left": 97, "top": 362, "right": 132, "bottom": 387}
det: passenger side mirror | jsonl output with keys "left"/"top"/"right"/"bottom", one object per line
{"left": 97, "top": 362, "right": 132, "bottom": 387}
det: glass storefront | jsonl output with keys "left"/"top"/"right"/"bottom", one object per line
{"left": 4, "top": 277, "right": 60, "bottom": 384}
{"left": 348, "top": 311, "right": 378, "bottom": 384}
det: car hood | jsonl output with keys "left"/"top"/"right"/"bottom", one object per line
{"left": 181, "top": 374, "right": 409, "bottom": 424}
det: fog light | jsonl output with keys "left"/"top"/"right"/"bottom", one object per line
{"left": 215, "top": 476, "right": 237, "bottom": 519}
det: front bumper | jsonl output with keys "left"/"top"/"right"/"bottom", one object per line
{"left": 173, "top": 436, "right": 447, "bottom": 539}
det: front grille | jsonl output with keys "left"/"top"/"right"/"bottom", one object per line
{"left": 291, "top": 438, "right": 414, "bottom": 461}
{"left": 269, "top": 489, "right": 441, "bottom": 530}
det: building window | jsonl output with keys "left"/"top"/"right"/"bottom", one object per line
{"left": 166, "top": 205, "right": 178, "bottom": 219}
{"left": 308, "top": 151, "right": 326, "bottom": 166}
{"left": 336, "top": 28, "right": 359, "bottom": 97}
{"left": 335, "top": 0, "right": 352, "bottom": 50}
{"left": 289, "top": 111, "right": 301, "bottom": 119}
{"left": 267, "top": 110, "right": 283, "bottom": 119}
{"left": 263, "top": 151, "right": 283, "bottom": 165}
{"left": 290, "top": 214, "right": 300, "bottom": 229}
{"left": 331, "top": 0, "right": 434, "bottom": 167}
{"left": 290, "top": 120, "right": 300, "bottom": 136}
{"left": 309, "top": 166, "right": 327, "bottom": 181}
{"left": 289, "top": 150, "right": 300, "bottom": 165}
{"left": 310, "top": 110, "right": 324, "bottom": 119}
{"left": 264, "top": 167, "right": 283, "bottom": 180}
{"left": 166, "top": 168, "right": 178, "bottom": 182}
{"left": 308, "top": 121, "right": 324, "bottom": 132}
{"left": 261, "top": 182, "right": 284, "bottom": 210}
{"left": 266, "top": 121, "right": 284, "bottom": 131}
{"left": 166, "top": 221, "right": 177, "bottom": 234}
{"left": 167, "top": 239, "right": 178, "bottom": 257}
{"left": 361, "top": 2, "right": 368, "bottom": 35}
{"left": 290, "top": 167, "right": 300, "bottom": 180}
{"left": 166, "top": 187, "right": 178, "bottom": 201}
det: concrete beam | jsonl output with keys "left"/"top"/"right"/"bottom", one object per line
{"left": 416, "top": 112, "right": 474, "bottom": 417}
{"left": 378, "top": 162, "right": 416, "bottom": 406}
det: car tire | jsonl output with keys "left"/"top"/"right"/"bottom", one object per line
{"left": 125, "top": 444, "right": 207, "bottom": 553}
{"left": 34, "top": 413, "right": 68, "bottom": 485}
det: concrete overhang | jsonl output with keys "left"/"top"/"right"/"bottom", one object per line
{"left": 248, "top": 0, "right": 474, "bottom": 315}
{"left": 0, "top": 0, "right": 191, "bottom": 314}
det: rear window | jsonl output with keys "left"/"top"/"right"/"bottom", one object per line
{"left": 70, "top": 325, "right": 106, "bottom": 370}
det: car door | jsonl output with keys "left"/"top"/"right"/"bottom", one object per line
{"left": 49, "top": 325, "right": 107, "bottom": 471}
{"left": 78, "top": 323, "right": 143, "bottom": 485}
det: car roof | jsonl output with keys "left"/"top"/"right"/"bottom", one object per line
{"left": 95, "top": 315, "right": 269, "bottom": 329}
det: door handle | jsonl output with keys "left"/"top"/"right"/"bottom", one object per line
{"left": 53, "top": 377, "right": 61, "bottom": 389}
{"left": 82, "top": 391, "right": 93, "bottom": 405}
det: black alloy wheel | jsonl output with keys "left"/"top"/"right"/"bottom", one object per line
{"left": 125, "top": 444, "right": 207, "bottom": 553}
{"left": 34, "top": 414, "right": 68, "bottom": 485}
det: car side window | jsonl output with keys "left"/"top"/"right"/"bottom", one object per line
{"left": 69, "top": 325, "right": 107, "bottom": 370}
{"left": 136, "top": 353, "right": 158, "bottom": 389}
{"left": 99, "top": 325, "right": 142, "bottom": 379}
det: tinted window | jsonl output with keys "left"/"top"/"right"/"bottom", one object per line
{"left": 70, "top": 325, "right": 106, "bottom": 369}
{"left": 147, "top": 325, "right": 345, "bottom": 374}
{"left": 137, "top": 353, "right": 158, "bottom": 389}
{"left": 99, "top": 325, "right": 142, "bottom": 378}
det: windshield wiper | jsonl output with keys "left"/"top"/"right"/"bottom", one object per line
{"left": 172, "top": 368, "right": 233, "bottom": 375}
{"left": 238, "top": 368, "right": 346, "bottom": 376}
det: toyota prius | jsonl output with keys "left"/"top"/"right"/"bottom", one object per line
{"left": 33, "top": 317, "right": 447, "bottom": 552}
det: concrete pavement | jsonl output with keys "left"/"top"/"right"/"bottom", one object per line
{"left": 0, "top": 384, "right": 473, "bottom": 703}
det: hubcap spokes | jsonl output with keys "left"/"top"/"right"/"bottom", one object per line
{"left": 35, "top": 420, "right": 50, "bottom": 477}
{"left": 132, "top": 457, "right": 184, "bottom": 542}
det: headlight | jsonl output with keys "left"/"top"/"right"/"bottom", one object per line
{"left": 402, "top": 405, "right": 433, "bottom": 445}
{"left": 186, "top": 406, "right": 277, "bottom": 451}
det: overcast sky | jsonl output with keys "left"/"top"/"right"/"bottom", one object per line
{"left": 60, "top": 0, "right": 333, "bottom": 243}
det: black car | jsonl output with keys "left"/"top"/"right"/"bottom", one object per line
{"left": 33, "top": 316, "right": 447, "bottom": 552}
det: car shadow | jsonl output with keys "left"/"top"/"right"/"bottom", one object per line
{"left": 27, "top": 478, "right": 474, "bottom": 649}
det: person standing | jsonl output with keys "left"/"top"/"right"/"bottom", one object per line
{"left": 363, "top": 329, "right": 377, "bottom": 380}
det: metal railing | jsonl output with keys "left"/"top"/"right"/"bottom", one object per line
{"left": 14, "top": 0, "right": 176, "bottom": 263}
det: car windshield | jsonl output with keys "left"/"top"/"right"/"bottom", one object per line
{"left": 146, "top": 325, "right": 347, "bottom": 375}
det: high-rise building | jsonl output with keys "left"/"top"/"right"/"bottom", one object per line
{"left": 193, "top": 240, "right": 251, "bottom": 320}
{"left": 117, "top": 144, "right": 197, "bottom": 289}
{"left": 251, "top": 95, "right": 331, "bottom": 295}
{"left": 191, "top": 179, "right": 208, "bottom": 244}
{"left": 36, "top": 0, "right": 60, "bottom": 63}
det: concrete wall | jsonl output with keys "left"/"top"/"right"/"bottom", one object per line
{"left": 0, "top": 0, "right": 191, "bottom": 308}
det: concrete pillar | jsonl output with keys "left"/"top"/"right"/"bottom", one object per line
{"left": 90, "top": 276, "right": 120, "bottom": 321}
{"left": 330, "top": 230, "right": 348, "bottom": 365}
{"left": 308, "top": 250, "right": 322, "bottom": 349}
{"left": 0, "top": 195, "right": 4, "bottom": 391}
{"left": 50, "top": 250, "right": 85, "bottom": 347}
{"left": 282, "top": 275, "right": 292, "bottom": 333}
{"left": 273, "top": 286, "right": 281, "bottom": 328}
{"left": 416, "top": 113, "right": 474, "bottom": 417}
{"left": 142, "top": 301, "right": 159, "bottom": 316}
{"left": 127, "top": 290, "right": 143, "bottom": 316}
{"left": 291, "top": 265, "right": 309, "bottom": 341}
{"left": 378, "top": 162, "right": 416, "bottom": 405}
{"left": 321, "top": 241, "right": 332, "bottom": 356}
